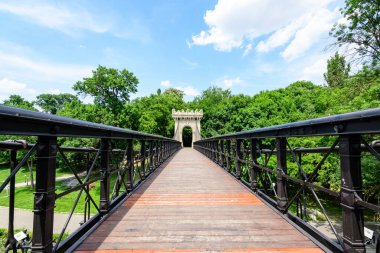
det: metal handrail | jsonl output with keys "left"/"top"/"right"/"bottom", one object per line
{"left": 0, "top": 104, "right": 176, "bottom": 140}
{"left": 198, "top": 107, "right": 380, "bottom": 139}
{"left": 0, "top": 105, "right": 181, "bottom": 253}
{"left": 194, "top": 107, "right": 380, "bottom": 253}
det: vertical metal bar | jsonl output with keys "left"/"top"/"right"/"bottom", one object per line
{"left": 235, "top": 139, "right": 242, "bottom": 179}
{"left": 250, "top": 139, "right": 258, "bottom": 191}
{"left": 211, "top": 141, "right": 214, "bottom": 161}
{"left": 6, "top": 149, "right": 17, "bottom": 252}
{"left": 214, "top": 141, "right": 218, "bottom": 163}
{"left": 165, "top": 142, "right": 168, "bottom": 160}
{"left": 86, "top": 152, "right": 91, "bottom": 221}
{"left": 299, "top": 153, "right": 307, "bottom": 220}
{"left": 209, "top": 141, "right": 212, "bottom": 159}
{"left": 31, "top": 136, "right": 57, "bottom": 253}
{"left": 158, "top": 141, "right": 162, "bottom": 165}
{"left": 216, "top": 140, "right": 220, "bottom": 165}
{"left": 220, "top": 140, "right": 225, "bottom": 168}
{"left": 99, "top": 138, "right": 110, "bottom": 214}
{"left": 149, "top": 141, "right": 153, "bottom": 172}
{"left": 226, "top": 140, "right": 231, "bottom": 172}
{"left": 339, "top": 135, "right": 365, "bottom": 252}
{"left": 126, "top": 139, "right": 134, "bottom": 191}
{"left": 154, "top": 141, "right": 159, "bottom": 168}
{"left": 276, "top": 137, "right": 288, "bottom": 213}
{"left": 140, "top": 140, "right": 146, "bottom": 179}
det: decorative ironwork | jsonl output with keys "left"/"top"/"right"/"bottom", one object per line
{"left": 194, "top": 107, "right": 380, "bottom": 253}
{"left": 0, "top": 105, "right": 181, "bottom": 253}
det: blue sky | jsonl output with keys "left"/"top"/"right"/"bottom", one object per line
{"left": 0, "top": 0, "right": 345, "bottom": 102}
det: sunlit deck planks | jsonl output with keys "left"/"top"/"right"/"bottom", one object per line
{"left": 74, "top": 148, "right": 324, "bottom": 253}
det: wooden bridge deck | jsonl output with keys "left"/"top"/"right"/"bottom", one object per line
{"left": 74, "top": 148, "right": 324, "bottom": 253}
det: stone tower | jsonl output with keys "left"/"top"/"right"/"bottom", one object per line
{"left": 172, "top": 109, "right": 203, "bottom": 147}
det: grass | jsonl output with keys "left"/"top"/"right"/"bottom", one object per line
{"left": 0, "top": 180, "right": 101, "bottom": 214}
{"left": 0, "top": 163, "right": 70, "bottom": 185}
{"left": 0, "top": 172, "right": 128, "bottom": 214}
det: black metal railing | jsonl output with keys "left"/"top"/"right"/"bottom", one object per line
{"left": 194, "top": 108, "right": 380, "bottom": 253}
{"left": 0, "top": 105, "right": 181, "bottom": 253}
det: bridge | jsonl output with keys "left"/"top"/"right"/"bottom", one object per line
{"left": 0, "top": 104, "right": 379, "bottom": 252}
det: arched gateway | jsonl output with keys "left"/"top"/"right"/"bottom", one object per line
{"left": 172, "top": 109, "right": 203, "bottom": 147}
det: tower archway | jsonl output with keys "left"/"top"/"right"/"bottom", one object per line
{"left": 172, "top": 109, "right": 203, "bottom": 147}
{"left": 182, "top": 126, "right": 192, "bottom": 147}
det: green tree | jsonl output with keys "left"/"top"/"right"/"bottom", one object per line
{"left": 330, "top": 0, "right": 380, "bottom": 65}
{"left": 190, "top": 87, "right": 231, "bottom": 137}
{"left": 73, "top": 65, "right": 138, "bottom": 114}
{"left": 163, "top": 88, "right": 185, "bottom": 99}
{"left": 34, "top": 93, "right": 79, "bottom": 114}
{"left": 3, "top": 95, "right": 36, "bottom": 110}
{"left": 323, "top": 52, "right": 351, "bottom": 88}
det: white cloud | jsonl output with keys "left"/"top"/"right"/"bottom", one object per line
{"left": 243, "top": 44, "right": 253, "bottom": 57}
{"left": 49, "top": 88, "right": 61, "bottom": 94}
{"left": 0, "top": 1, "right": 109, "bottom": 36}
{"left": 0, "top": 51, "right": 93, "bottom": 85}
{"left": 256, "top": 16, "right": 306, "bottom": 53}
{"left": 0, "top": 78, "right": 36, "bottom": 101}
{"left": 160, "top": 80, "right": 172, "bottom": 88}
{"left": 175, "top": 86, "right": 200, "bottom": 97}
{"left": 160, "top": 80, "right": 199, "bottom": 97}
{"left": 192, "top": 0, "right": 339, "bottom": 59}
{"left": 299, "top": 58, "right": 327, "bottom": 84}
{"left": 221, "top": 77, "right": 243, "bottom": 88}
{"left": 281, "top": 8, "right": 337, "bottom": 61}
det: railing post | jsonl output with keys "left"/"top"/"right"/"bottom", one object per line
{"left": 226, "top": 140, "right": 231, "bottom": 172}
{"left": 100, "top": 138, "right": 110, "bottom": 213}
{"left": 210, "top": 141, "right": 215, "bottom": 161}
{"left": 158, "top": 141, "right": 162, "bottom": 165}
{"left": 339, "top": 135, "right": 365, "bottom": 252}
{"left": 235, "top": 139, "right": 242, "bottom": 178}
{"left": 164, "top": 142, "right": 167, "bottom": 159}
{"left": 6, "top": 149, "right": 17, "bottom": 252}
{"left": 250, "top": 139, "right": 258, "bottom": 191}
{"left": 154, "top": 141, "right": 159, "bottom": 168}
{"left": 216, "top": 140, "right": 220, "bottom": 165}
{"left": 140, "top": 140, "right": 146, "bottom": 179}
{"left": 276, "top": 137, "right": 288, "bottom": 213}
{"left": 126, "top": 139, "right": 134, "bottom": 191}
{"left": 215, "top": 141, "right": 219, "bottom": 163}
{"left": 220, "top": 140, "right": 225, "bottom": 168}
{"left": 209, "top": 141, "right": 213, "bottom": 159}
{"left": 31, "top": 136, "right": 57, "bottom": 253}
{"left": 149, "top": 141, "right": 154, "bottom": 172}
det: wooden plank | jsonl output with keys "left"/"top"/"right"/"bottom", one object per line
{"left": 74, "top": 148, "right": 323, "bottom": 252}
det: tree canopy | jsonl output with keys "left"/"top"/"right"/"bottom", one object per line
{"left": 34, "top": 93, "right": 79, "bottom": 114}
{"left": 3, "top": 95, "right": 36, "bottom": 111}
{"left": 330, "top": 0, "right": 380, "bottom": 66}
{"left": 324, "top": 52, "right": 351, "bottom": 88}
{"left": 73, "top": 65, "right": 138, "bottom": 114}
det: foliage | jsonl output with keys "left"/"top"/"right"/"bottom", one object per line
{"left": 73, "top": 65, "right": 138, "bottom": 114}
{"left": 324, "top": 52, "right": 351, "bottom": 87}
{"left": 34, "top": 93, "right": 79, "bottom": 114}
{"left": 125, "top": 88, "right": 185, "bottom": 136}
{"left": 330, "top": 0, "right": 380, "bottom": 66}
{"left": 3, "top": 95, "right": 36, "bottom": 111}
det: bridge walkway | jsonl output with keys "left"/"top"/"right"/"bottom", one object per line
{"left": 74, "top": 148, "right": 323, "bottom": 253}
